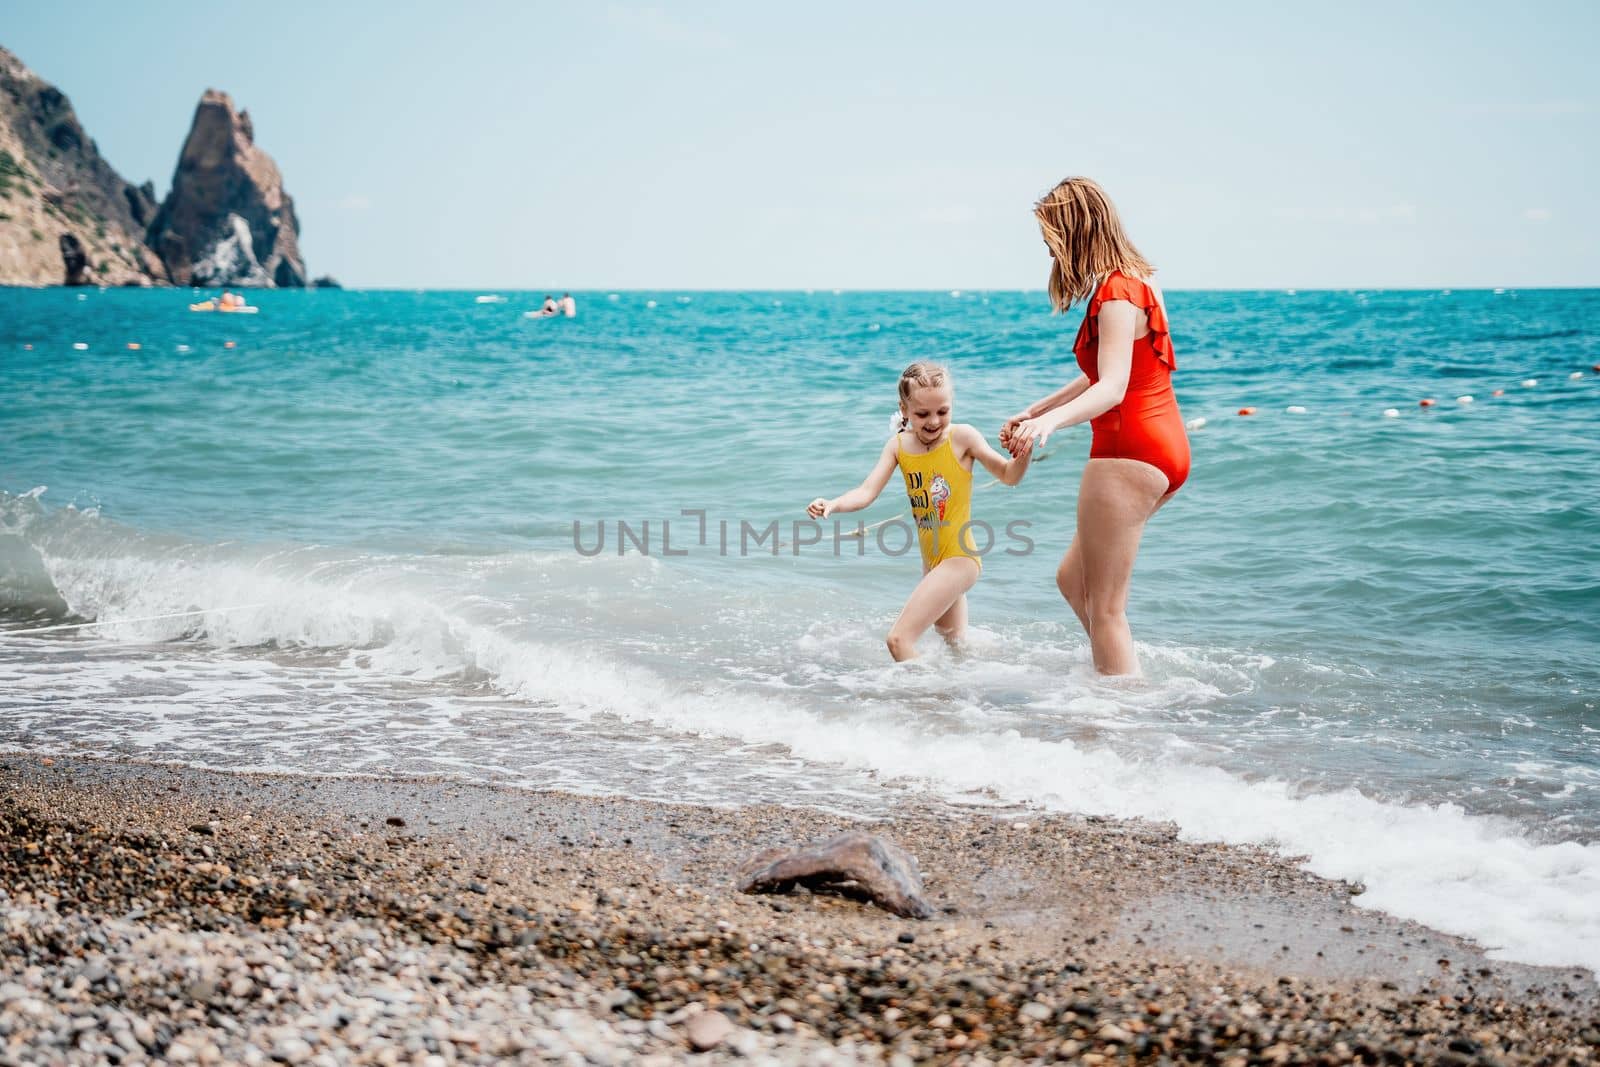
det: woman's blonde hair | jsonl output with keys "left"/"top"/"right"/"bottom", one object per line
{"left": 896, "top": 361, "right": 950, "bottom": 430}
{"left": 1034, "top": 177, "right": 1154, "bottom": 312}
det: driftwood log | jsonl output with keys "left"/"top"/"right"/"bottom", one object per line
{"left": 735, "top": 830, "right": 934, "bottom": 919}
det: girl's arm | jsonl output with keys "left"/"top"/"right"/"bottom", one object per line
{"left": 953, "top": 424, "right": 1032, "bottom": 486}
{"left": 807, "top": 435, "right": 900, "bottom": 518}
{"left": 1010, "top": 303, "right": 1139, "bottom": 449}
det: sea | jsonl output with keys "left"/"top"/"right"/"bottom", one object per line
{"left": 2, "top": 286, "right": 1597, "bottom": 972}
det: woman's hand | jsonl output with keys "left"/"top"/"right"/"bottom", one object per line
{"left": 1010, "top": 414, "right": 1060, "bottom": 451}
{"left": 807, "top": 497, "right": 835, "bottom": 519}
{"left": 998, "top": 412, "right": 1031, "bottom": 455}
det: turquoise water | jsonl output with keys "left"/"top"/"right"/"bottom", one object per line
{"left": 2, "top": 287, "right": 1598, "bottom": 970}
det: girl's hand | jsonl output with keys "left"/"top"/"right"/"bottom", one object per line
{"left": 807, "top": 497, "right": 835, "bottom": 519}
{"left": 998, "top": 412, "right": 1030, "bottom": 455}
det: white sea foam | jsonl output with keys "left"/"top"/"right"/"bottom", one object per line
{"left": 3, "top": 495, "right": 1598, "bottom": 975}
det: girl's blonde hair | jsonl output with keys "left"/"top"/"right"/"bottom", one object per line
{"left": 1034, "top": 177, "right": 1154, "bottom": 312}
{"left": 896, "top": 361, "right": 950, "bottom": 430}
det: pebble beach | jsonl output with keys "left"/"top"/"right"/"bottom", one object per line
{"left": 3, "top": 754, "right": 1595, "bottom": 1065}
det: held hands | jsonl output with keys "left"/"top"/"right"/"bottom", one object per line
{"left": 807, "top": 497, "right": 835, "bottom": 519}
{"left": 999, "top": 412, "right": 1047, "bottom": 455}
{"left": 998, "top": 412, "right": 1028, "bottom": 455}
{"left": 1009, "top": 415, "right": 1056, "bottom": 451}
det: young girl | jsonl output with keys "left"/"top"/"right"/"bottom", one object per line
{"left": 807, "top": 362, "right": 1033, "bottom": 661}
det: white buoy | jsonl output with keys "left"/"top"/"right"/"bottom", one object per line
{"left": 607, "top": 293, "right": 620, "bottom": 301}
{"left": 1286, "top": 405, "right": 1307, "bottom": 414}
{"left": 1185, "top": 416, "right": 1207, "bottom": 431}
{"left": 645, "top": 300, "right": 657, "bottom": 308}
{"left": 949, "top": 290, "right": 962, "bottom": 298}
{"left": 867, "top": 323, "right": 881, "bottom": 332}
{"left": 1383, "top": 408, "right": 1401, "bottom": 418}
{"left": 72, "top": 342, "right": 88, "bottom": 351}
{"left": 1456, "top": 395, "right": 1474, "bottom": 404}
{"left": 1570, "top": 371, "right": 1585, "bottom": 380}
{"left": 176, "top": 344, "right": 191, "bottom": 353}
{"left": 77, "top": 293, "right": 87, "bottom": 301}
{"left": 1521, "top": 379, "right": 1538, "bottom": 388}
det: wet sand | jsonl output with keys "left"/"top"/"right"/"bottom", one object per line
{"left": 2, "top": 753, "right": 1595, "bottom": 1064}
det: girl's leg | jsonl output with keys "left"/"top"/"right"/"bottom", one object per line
{"left": 933, "top": 592, "right": 968, "bottom": 647}
{"left": 1055, "top": 537, "right": 1091, "bottom": 638}
{"left": 886, "top": 557, "right": 980, "bottom": 661}
{"left": 1076, "top": 459, "right": 1171, "bottom": 676}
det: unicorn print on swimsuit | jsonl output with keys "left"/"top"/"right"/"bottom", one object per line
{"left": 929, "top": 475, "right": 951, "bottom": 522}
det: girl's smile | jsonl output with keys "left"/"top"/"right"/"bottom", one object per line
{"left": 903, "top": 383, "right": 953, "bottom": 448}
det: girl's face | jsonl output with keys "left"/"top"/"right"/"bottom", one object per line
{"left": 901, "top": 383, "right": 953, "bottom": 446}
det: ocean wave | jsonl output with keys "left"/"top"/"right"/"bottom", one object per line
{"left": 3, "top": 489, "right": 1597, "bottom": 974}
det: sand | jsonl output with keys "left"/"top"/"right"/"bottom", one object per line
{"left": 2, "top": 753, "right": 1595, "bottom": 1064}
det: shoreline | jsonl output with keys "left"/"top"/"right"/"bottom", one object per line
{"left": 3, "top": 753, "right": 1596, "bottom": 1063}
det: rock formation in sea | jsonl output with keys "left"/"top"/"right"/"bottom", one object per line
{"left": 145, "top": 89, "right": 306, "bottom": 288}
{"left": 0, "top": 45, "right": 165, "bottom": 286}
{"left": 0, "top": 45, "right": 316, "bottom": 288}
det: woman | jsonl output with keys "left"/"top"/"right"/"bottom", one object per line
{"left": 1002, "top": 177, "right": 1189, "bottom": 676}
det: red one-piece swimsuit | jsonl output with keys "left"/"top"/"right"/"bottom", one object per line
{"left": 1072, "top": 271, "right": 1190, "bottom": 493}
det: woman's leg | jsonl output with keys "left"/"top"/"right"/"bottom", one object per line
{"left": 1055, "top": 537, "right": 1091, "bottom": 638}
{"left": 1076, "top": 459, "right": 1171, "bottom": 675}
{"left": 886, "top": 557, "right": 981, "bottom": 661}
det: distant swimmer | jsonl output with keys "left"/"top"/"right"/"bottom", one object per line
{"left": 540, "top": 295, "right": 559, "bottom": 316}
{"left": 560, "top": 293, "right": 576, "bottom": 317}
{"left": 806, "top": 362, "right": 1033, "bottom": 661}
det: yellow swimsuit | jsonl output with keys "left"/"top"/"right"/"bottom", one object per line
{"left": 897, "top": 432, "right": 981, "bottom": 572}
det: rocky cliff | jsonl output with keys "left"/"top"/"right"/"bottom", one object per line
{"left": 145, "top": 89, "right": 306, "bottom": 288}
{"left": 0, "top": 45, "right": 164, "bottom": 286}
{"left": 0, "top": 45, "right": 311, "bottom": 288}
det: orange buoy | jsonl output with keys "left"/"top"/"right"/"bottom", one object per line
{"left": 1491, "top": 388, "right": 1504, "bottom": 397}
{"left": 223, "top": 340, "right": 236, "bottom": 349}
{"left": 127, "top": 342, "right": 141, "bottom": 350}
{"left": 1419, "top": 398, "right": 1436, "bottom": 407}
{"left": 1237, "top": 407, "right": 1257, "bottom": 416}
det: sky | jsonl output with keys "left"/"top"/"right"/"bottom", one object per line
{"left": 3, "top": 0, "right": 1597, "bottom": 289}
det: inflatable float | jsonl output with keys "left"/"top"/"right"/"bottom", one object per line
{"left": 188, "top": 301, "right": 259, "bottom": 313}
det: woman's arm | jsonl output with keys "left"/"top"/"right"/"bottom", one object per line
{"left": 954, "top": 424, "right": 1032, "bottom": 485}
{"left": 1010, "top": 302, "right": 1139, "bottom": 449}
{"left": 807, "top": 435, "right": 900, "bottom": 518}
{"left": 1019, "top": 373, "right": 1092, "bottom": 420}
{"left": 1000, "top": 373, "right": 1089, "bottom": 449}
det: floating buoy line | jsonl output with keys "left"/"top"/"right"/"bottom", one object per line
{"left": 19, "top": 340, "right": 240, "bottom": 354}
{"left": 1192, "top": 365, "right": 1594, "bottom": 431}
